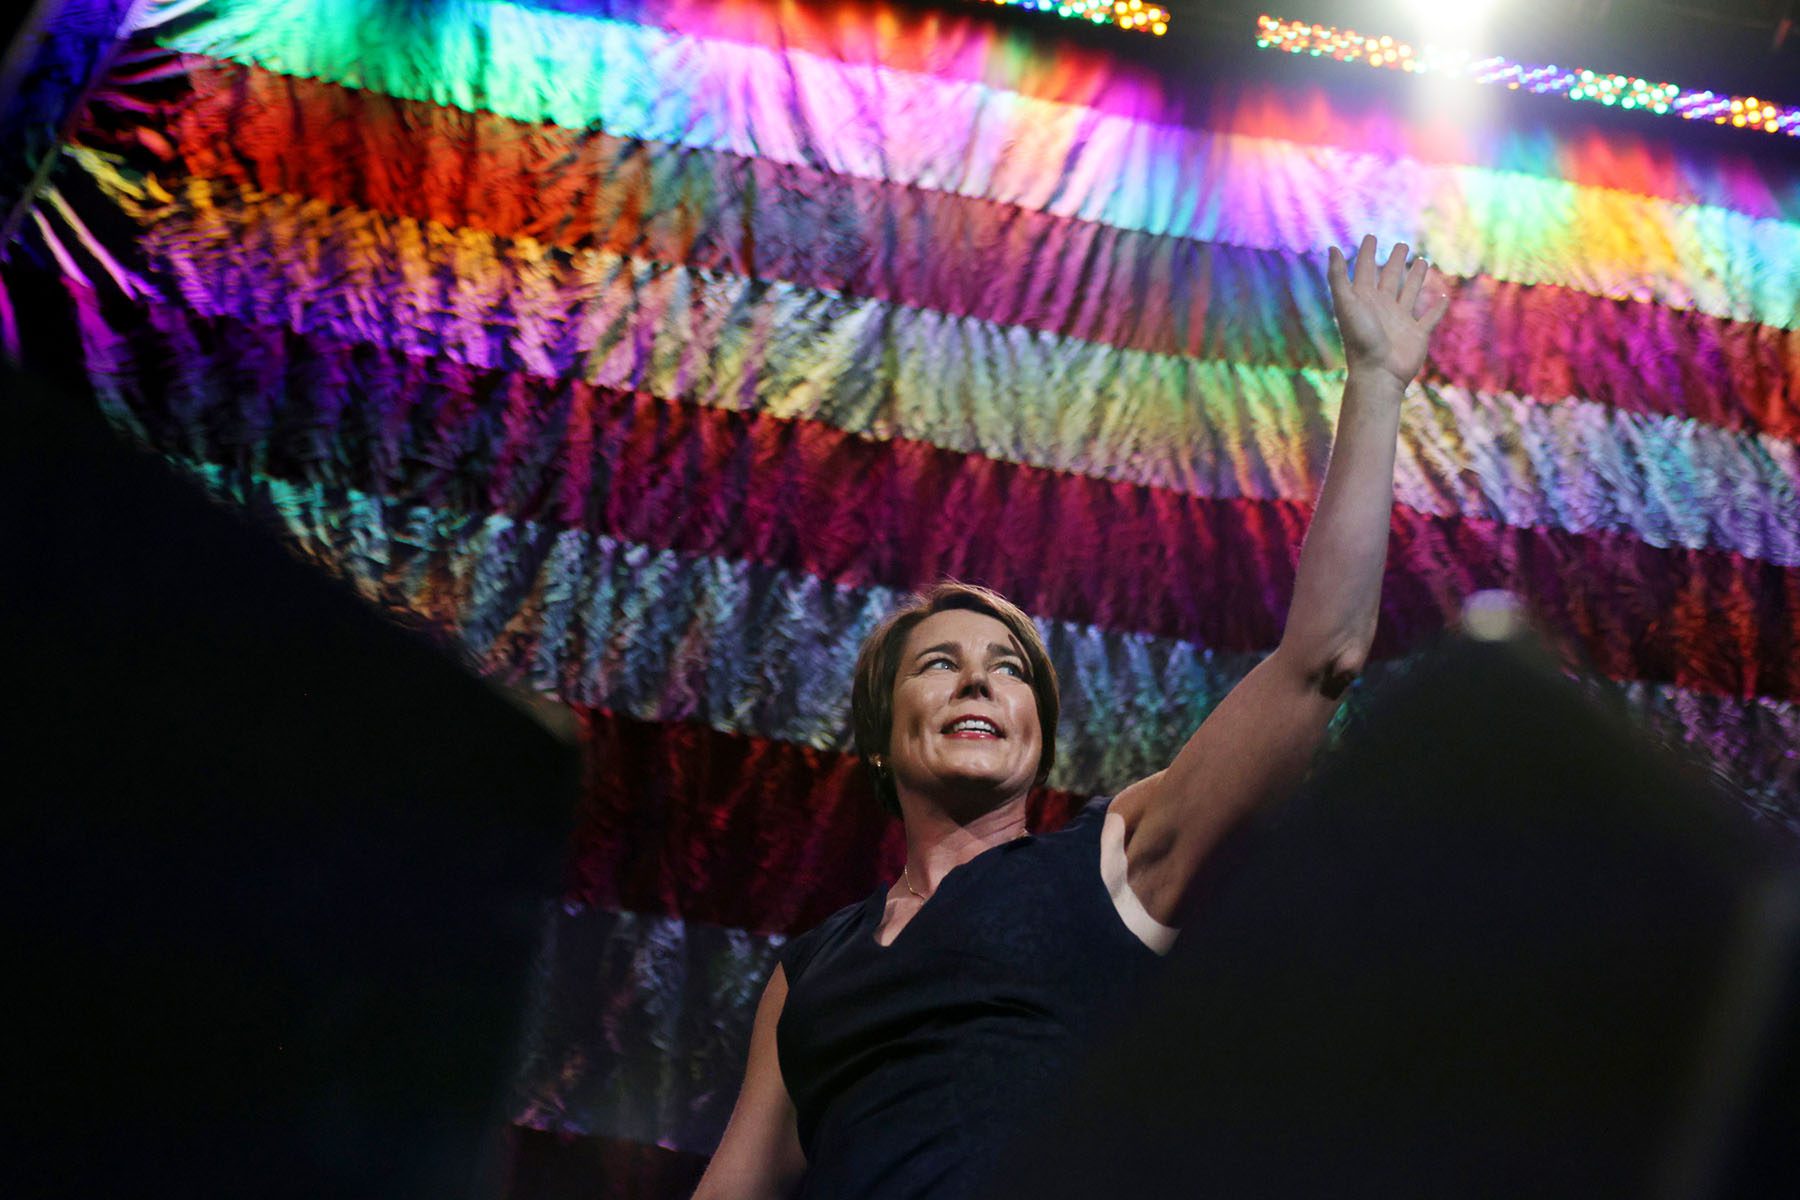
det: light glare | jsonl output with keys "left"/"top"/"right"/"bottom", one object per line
{"left": 1255, "top": 14, "right": 1800, "bottom": 141}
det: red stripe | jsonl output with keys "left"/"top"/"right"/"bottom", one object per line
{"left": 114, "top": 309, "right": 1800, "bottom": 701}
{"left": 568, "top": 710, "right": 1090, "bottom": 935}
{"left": 1433, "top": 276, "right": 1800, "bottom": 440}
{"left": 153, "top": 59, "right": 1800, "bottom": 443}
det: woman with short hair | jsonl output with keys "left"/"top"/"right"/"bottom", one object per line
{"left": 693, "top": 235, "right": 1450, "bottom": 1200}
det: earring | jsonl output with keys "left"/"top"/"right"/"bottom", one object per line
{"left": 870, "top": 754, "right": 884, "bottom": 771}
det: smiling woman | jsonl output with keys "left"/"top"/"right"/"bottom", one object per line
{"left": 690, "top": 234, "right": 1451, "bottom": 1200}
{"left": 850, "top": 583, "right": 1057, "bottom": 821}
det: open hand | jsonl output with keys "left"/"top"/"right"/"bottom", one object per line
{"left": 1327, "top": 234, "right": 1450, "bottom": 388}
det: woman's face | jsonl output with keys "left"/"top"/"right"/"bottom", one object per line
{"left": 886, "top": 608, "right": 1043, "bottom": 811}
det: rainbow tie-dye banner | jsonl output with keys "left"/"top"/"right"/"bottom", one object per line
{"left": 3, "top": 0, "right": 1796, "bottom": 1192}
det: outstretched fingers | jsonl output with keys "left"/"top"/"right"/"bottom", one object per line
{"left": 1333, "top": 234, "right": 1454, "bottom": 365}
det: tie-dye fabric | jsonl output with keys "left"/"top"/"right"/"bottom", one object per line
{"left": 4, "top": 0, "right": 1797, "bottom": 1193}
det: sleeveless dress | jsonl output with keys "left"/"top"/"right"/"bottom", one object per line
{"left": 775, "top": 796, "right": 1168, "bottom": 1200}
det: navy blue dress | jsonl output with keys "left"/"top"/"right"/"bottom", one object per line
{"left": 775, "top": 797, "right": 1164, "bottom": 1199}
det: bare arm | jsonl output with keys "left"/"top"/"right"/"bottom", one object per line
{"left": 1112, "top": 235, "right": 1449, "bottom": 926}
{"left": 691, "top": 965, "right": 807, "bottom": 1200}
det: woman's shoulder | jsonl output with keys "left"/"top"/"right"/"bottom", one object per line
{"left": 778, "top": 888, "right": 879, "bottom": 985}
{"left": 1039, "top": 794, "right": 1114, "bottom": 842}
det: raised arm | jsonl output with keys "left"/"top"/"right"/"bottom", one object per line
{"left": 1111, "top": 234, "right": 1449, "bottom": 927}
{"left": 691, "top": 964, "right": 807, "bottom": 1200}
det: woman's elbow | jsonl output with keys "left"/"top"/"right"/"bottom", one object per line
{"left": 1315, "top": 649, "right": 1364, "bottom": 700}
{"left": 1276, "top": 641, "right": 1365, "bottom": 701}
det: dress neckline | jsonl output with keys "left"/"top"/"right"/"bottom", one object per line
{"left": 865, "top": 831, "right": 1033, "bottom": 951}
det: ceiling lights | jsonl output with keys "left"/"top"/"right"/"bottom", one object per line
{"left": 1256, "top": 13, "right": 1799, "bottom": 138}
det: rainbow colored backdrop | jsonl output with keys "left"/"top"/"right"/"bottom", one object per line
{"left": 3, "top": 0, "right": 1798, "bottom": 1191}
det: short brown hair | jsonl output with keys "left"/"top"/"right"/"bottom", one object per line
{"left": 850, "top": 581, "right": 1059, "bottom": 817}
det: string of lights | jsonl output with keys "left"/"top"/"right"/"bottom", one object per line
{"left": 973, "top": 0, "right": 1168, "bottom": 37}
{"left": 1255, "top": 14, "right": 1798, "bottom": 138}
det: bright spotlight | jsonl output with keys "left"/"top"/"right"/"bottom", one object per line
{"left": 1395, "top": 0, "right": 1503, "bottom": 49}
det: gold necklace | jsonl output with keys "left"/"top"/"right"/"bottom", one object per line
{"left": 903, "top": 828, "right": 1028, "bottom": 901}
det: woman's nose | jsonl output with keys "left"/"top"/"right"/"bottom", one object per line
{"left": 957, "top": 664, "right": 993, "bottom": 696}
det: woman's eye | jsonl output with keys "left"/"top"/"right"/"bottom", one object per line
{"left": 995, "top": 661, "right": 1024, "bottom": 678}
{"left": 926, "top": 658, "right": 955, "bottom": 670}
